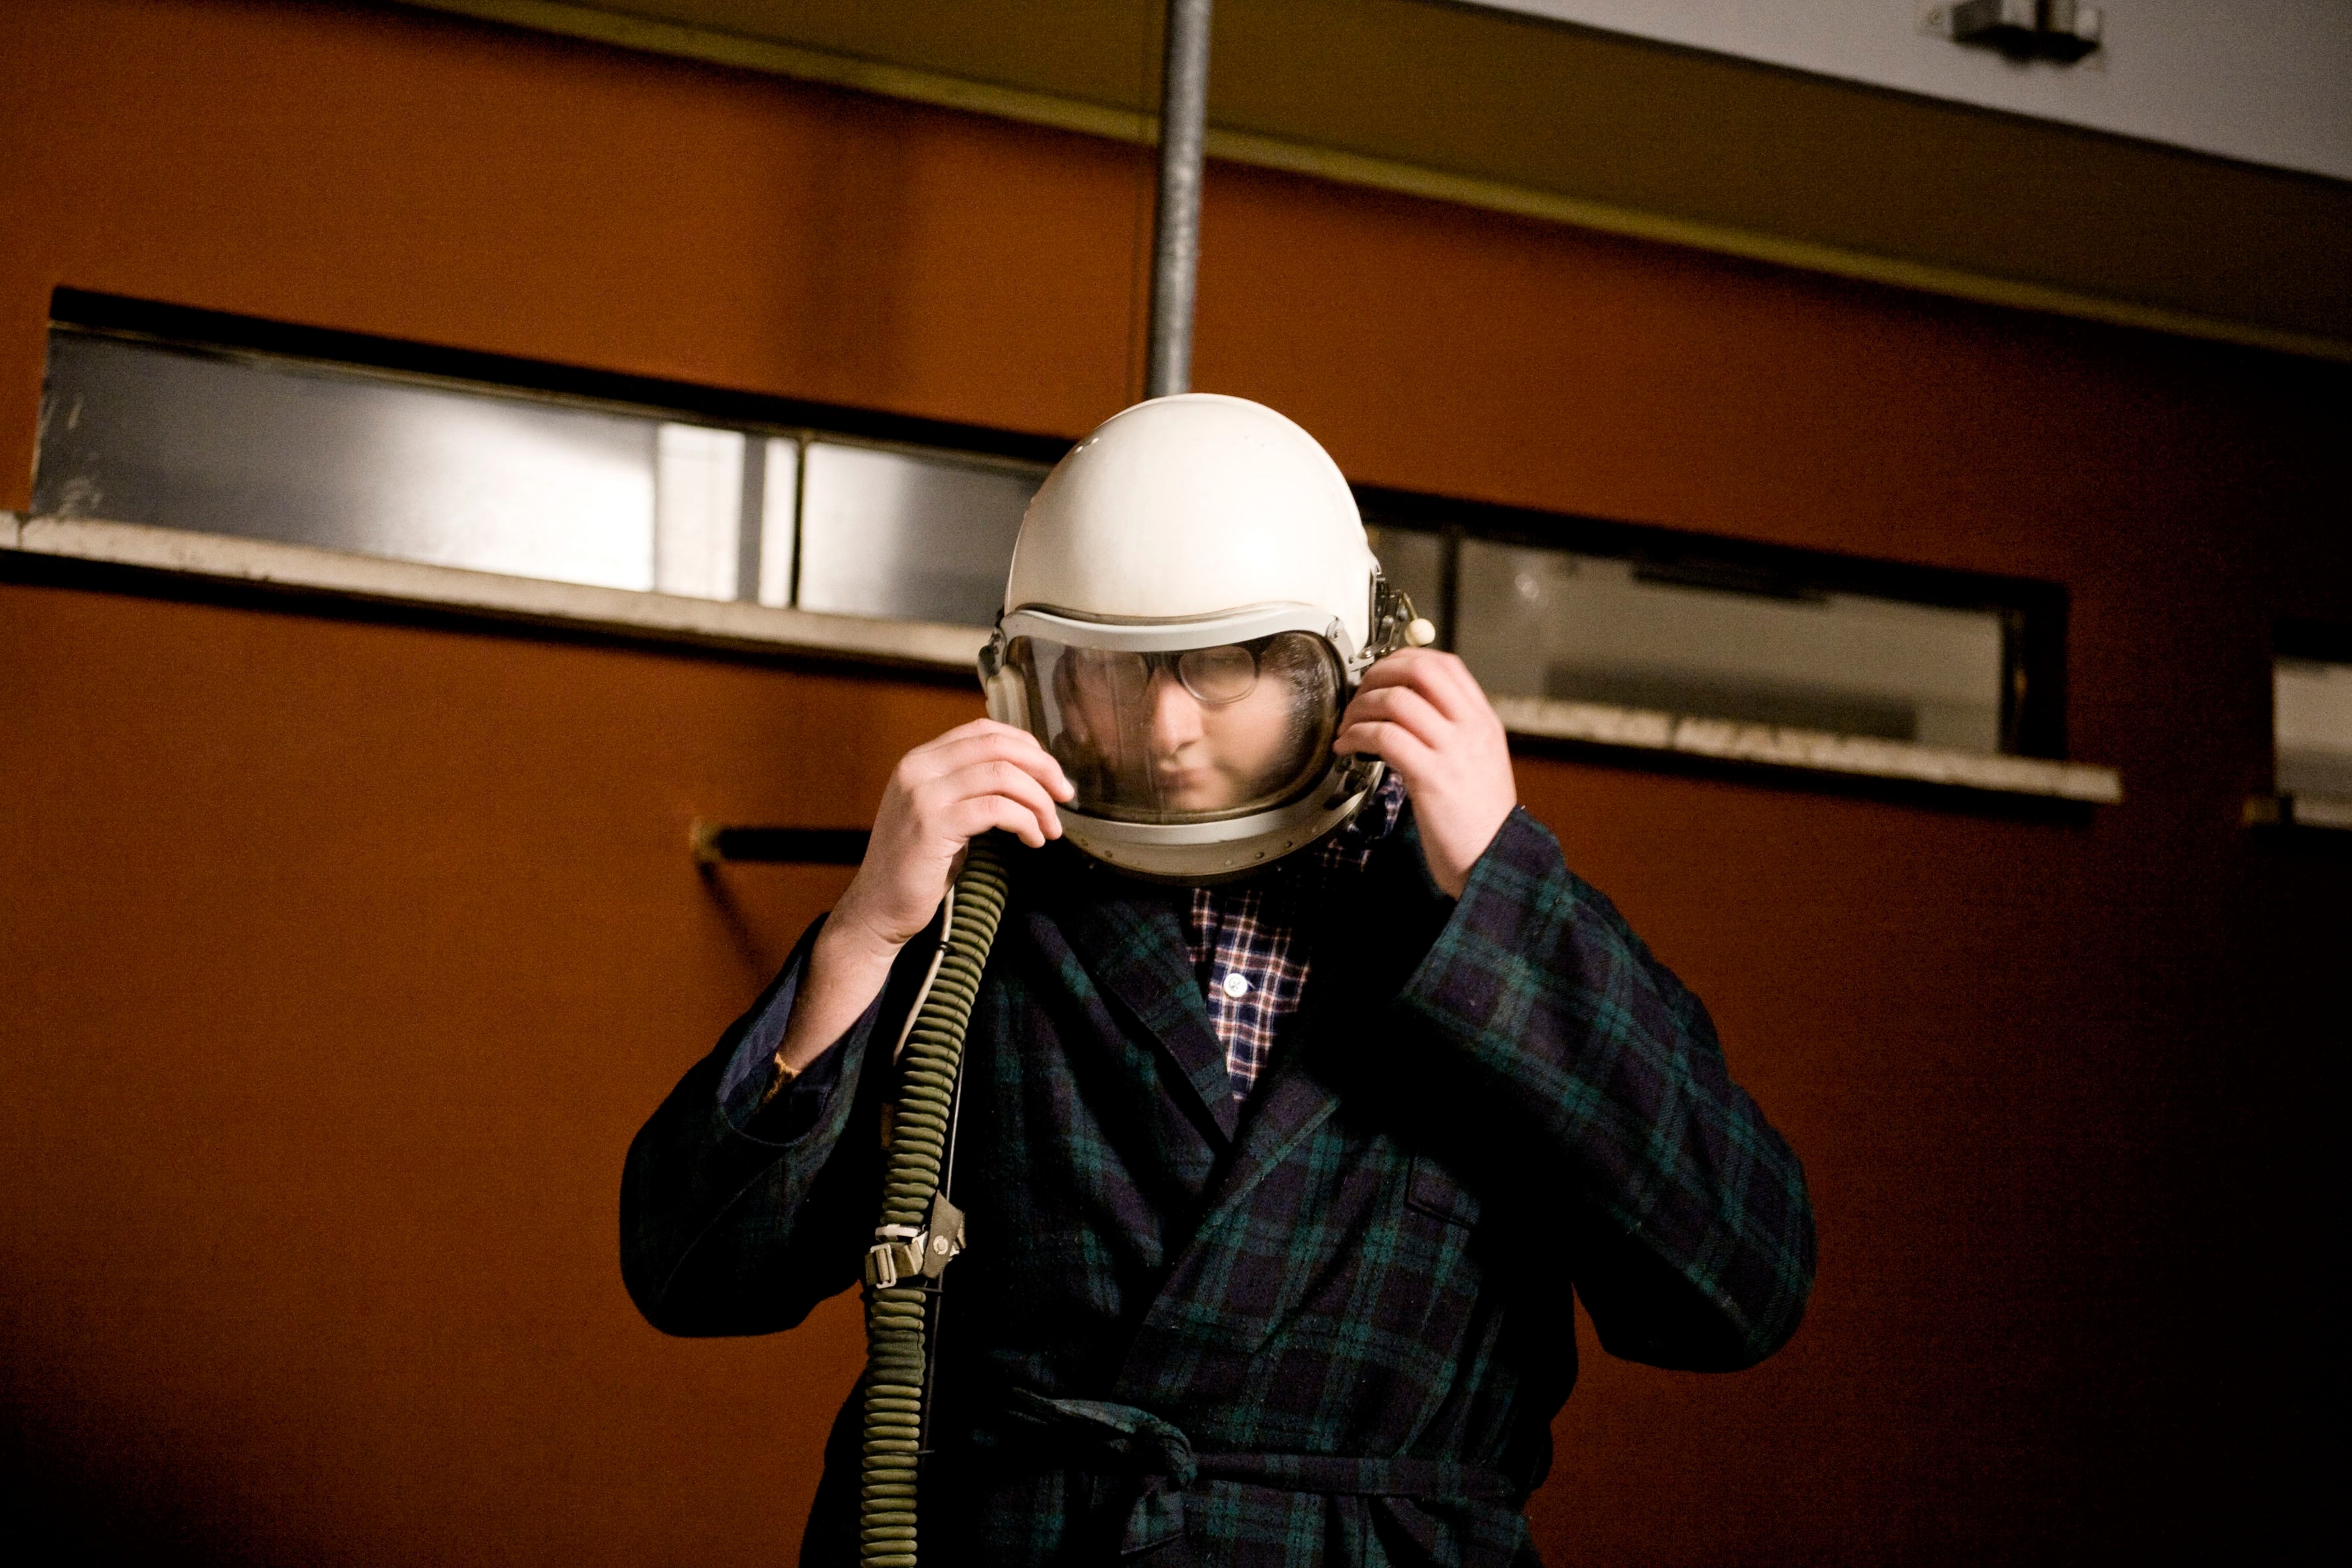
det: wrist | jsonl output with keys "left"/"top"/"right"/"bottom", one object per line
{"left": 1420, "top": 799, "right": 1514, "bottom": 900}
{"left": 813, "top": 906, "right": 906, "bottom": 982}
{"left": 770, "top": 913, "right": 906, "bottom": 1077}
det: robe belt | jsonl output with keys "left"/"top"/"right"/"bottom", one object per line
{"left": 996, "top": 1391, "right": 1517, "bottom": 1557}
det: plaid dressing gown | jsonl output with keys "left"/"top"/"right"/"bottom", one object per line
{"left": 621, "top": 803, "right": 1814, "bottom": 1567}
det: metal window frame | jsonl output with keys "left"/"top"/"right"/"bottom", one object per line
{"left": 2252, "top": 618, "right": 2352, "bottom": 834}
{"left": 1358, "top": 483, "right": 2073, "bottom": 763}
{"left": 8, "top": 290, "right": 2119, "bottom": 807}
{"left": 44, "top": 289, "right": 1072, "bottom": 467}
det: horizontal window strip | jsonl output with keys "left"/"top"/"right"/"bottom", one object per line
{"left": 1493, "top": 694, "right": 2120, "bottom": 803}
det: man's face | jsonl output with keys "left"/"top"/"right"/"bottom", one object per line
{"left": 1055, "top": 635, "right": 1335, "bottom": 816}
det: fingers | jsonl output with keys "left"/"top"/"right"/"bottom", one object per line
{"left": 1358, "top": 648, "right": 1490, "bottom": 725}
{"left": 920, "top": 716, "right": 1033, "bottom": 748}
{"left": 878, "top": 723, "right": 1067, "bottom": 856}
{"left": 1341, "top": 646, "right": 1517, "bottom": 901}
{"left": 1338, "top": 681, "right": 1450, "bottom": 752}
{"left": 1341, "top": 649, "right": 1501, "bottom": 768}
{"left": 839, "top": 722, "right": 1072, "bottom": 951}
{"left": 905, "top": 726, "right": 1067, "bottom": 791}
{"left": 943, "top": 791, "right": 1055, "bottom": 850}
{"left": 1334, "top": 716, "right": 1437, "bottom": 775}
{"left": 913, "top": 759, "right": 1063, "bottom": 845}
{"left": 900, "top": 722, "right": 1074, "bottom": 801}
{"left": 920, "top": 718, "right": 1060, "bottom": 764}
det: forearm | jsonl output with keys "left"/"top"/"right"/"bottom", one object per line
{"left": 1395, "top": 810, "right": 1814, "bottom": 1364}
{"left": 621, "top": 917, "right": 896, "bottom": 1334}
{"left": 777, "top": 916, "right": 905, "bottom": 1073}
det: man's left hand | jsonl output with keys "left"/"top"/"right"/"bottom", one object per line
{"left": 1335, "top": 647, "right": 1517, "bottom": 899}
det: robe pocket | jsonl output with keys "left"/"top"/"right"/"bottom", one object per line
{"left": 1405, "top": 1152, "right": 1482, "bottom": 1229}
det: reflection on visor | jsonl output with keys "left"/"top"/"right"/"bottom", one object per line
{"left": 1004, "top": 631, "right": 1344, "bottom": 823}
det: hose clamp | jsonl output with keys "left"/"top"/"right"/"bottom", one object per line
{"left": 864, "top": 1193, "right": 967, "bottom": 1289}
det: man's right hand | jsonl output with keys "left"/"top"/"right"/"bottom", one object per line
{"left": 773, "top": 720, "right": 1072, "bottom": 1076}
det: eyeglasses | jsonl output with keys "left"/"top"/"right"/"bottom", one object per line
{"left": 1067, "top": 639, "right": 1265, "bottom": 706}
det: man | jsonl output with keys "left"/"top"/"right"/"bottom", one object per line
{"left": 623, "top": 394, "right": 1814, "bottom": 1566}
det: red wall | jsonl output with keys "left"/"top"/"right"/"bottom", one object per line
{"left": 2, "top": 3, "right": 2343, "bottom": 1563}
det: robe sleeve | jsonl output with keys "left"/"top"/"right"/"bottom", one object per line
{"left": 618, "top": 914, "right": 926, "bottom": 1337}
{"left": 1392, "top": 807, "right": 1816, "bottom": 1371}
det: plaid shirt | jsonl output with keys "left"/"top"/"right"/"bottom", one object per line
{"left": 1186, "top": 773, "right": 1407, "bottom": 1098}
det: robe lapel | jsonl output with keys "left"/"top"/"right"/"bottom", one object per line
{"left": 1052, "top": 868, "right": 1241, "bottom": 1146}
{"left": 1115, "top": 822, "right": 1459, "bottom": 1401}
{"left": 1109, "top": 1002, "right": 1345, "bottom": 1407}
{"left": 1161, "top": 823, "right": 1450, "bottom": 1238}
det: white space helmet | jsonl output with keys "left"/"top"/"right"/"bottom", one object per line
{"left": 979, "top": 394, "right": 1428, "bottom": 882}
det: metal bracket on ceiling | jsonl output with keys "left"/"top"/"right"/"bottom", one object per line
{"left": 1924, "top": 1, "right": 2103, "bottom": 64}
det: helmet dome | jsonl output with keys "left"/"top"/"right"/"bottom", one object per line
{"left": 1004, "top": 394, "right": 1375, "bottom": 647}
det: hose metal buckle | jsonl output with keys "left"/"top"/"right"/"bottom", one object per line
{"left": 864, "top": 1193, "right": 967, "bottom": 1289}
{"left": 865, "top": 1225, "right": 923, "bottom": 1289}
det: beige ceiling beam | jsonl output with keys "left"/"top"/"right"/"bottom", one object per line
{"left": 397, "top": 0, "right": 2351, "bottom": 363}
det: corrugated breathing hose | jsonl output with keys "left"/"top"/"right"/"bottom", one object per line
{"left": 858, "top": 833, "right": 1012, "bottom": 1568}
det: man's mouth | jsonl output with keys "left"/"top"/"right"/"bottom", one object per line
{"left": 1152, "top": 757, "right": 1214, "bottom": 801}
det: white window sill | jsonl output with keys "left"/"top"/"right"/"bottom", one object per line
{"left": 4, "top": 514, "right": 2124, "bottom": 807}
{"left": 2244, "top": 792, "right": 2352, "bottom": 832}
{"left": 1, "top": 514, "right": 988, "bottom": 672}
{"left": 1490, "top": 696, "right": 2121, "bottom": 804}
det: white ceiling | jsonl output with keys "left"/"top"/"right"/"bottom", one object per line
{"left": 1470, "top": 0, "right": 2352, "bottom": 180}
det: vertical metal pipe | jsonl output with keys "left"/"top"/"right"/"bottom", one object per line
{"left": 1144, "top": 0, "right": 1214, "bottom": 399}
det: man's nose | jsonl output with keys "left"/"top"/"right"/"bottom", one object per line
{"left": 1148, "top": 670, "right": 1206, "bottom": 752}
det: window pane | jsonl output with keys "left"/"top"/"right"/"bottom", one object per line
{"left": 653, "top": 424, "right": 746, "bottom": 601}
{"left": 35, "top": 330, "right": 661, "bottom": 591}
{"left": 795, "top": 441, "right": 1042, "bottom": 628}
{"left": 2276, "top": 659, "right": 2352, "bottom": 799}
{"left": 1454, "top": 540, "right": 2005, "bottom": 751}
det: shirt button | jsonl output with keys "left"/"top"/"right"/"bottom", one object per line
{"left": 1221, "top": 972, "right": 1251, "bottom": 999}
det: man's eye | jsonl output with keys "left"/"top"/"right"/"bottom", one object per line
{"left": 1179, "top": 645, "right": 1258, "bottom": 703}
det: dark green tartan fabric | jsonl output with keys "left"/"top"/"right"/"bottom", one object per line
{"left": 622, "top": 807, "right": 1814, "bottom": 1567}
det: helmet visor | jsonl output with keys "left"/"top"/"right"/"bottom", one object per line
{"left": 1002, "top": 630, "right": 1345, "bottom": 823}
